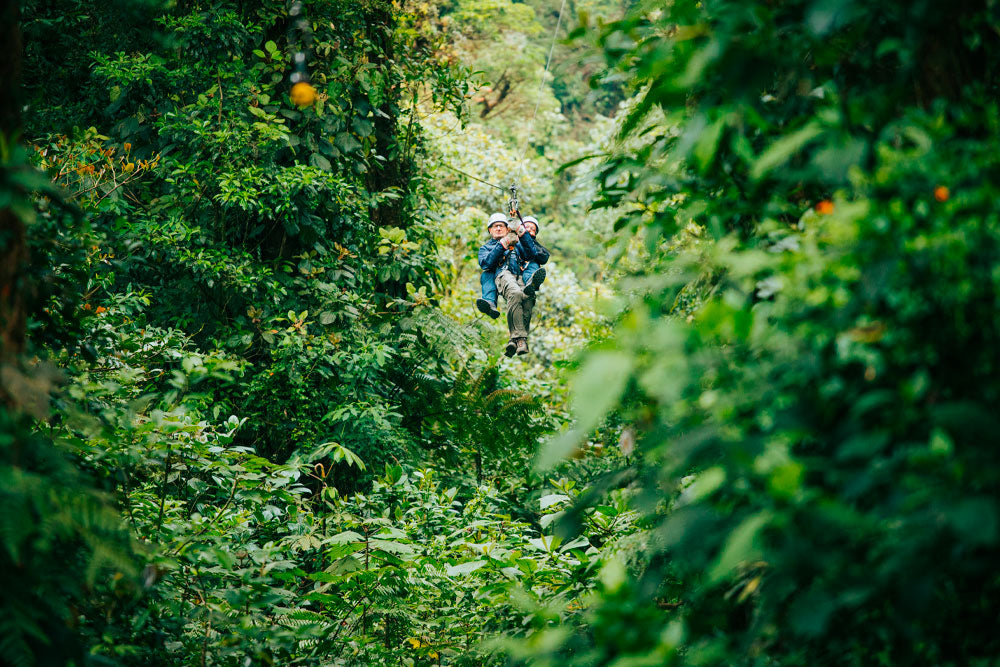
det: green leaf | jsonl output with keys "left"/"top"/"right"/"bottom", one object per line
{"left": 678, "top": 467, "right": 727, "bottom": 506}
{"left": 693, "top": 115, "right": 726, "bottom": 171}
{"left": 325, "top": 543, "right": 364, "bottom": 560}
{"left": 335, "top": 132, "right": 362, "bottom": 154}
{"left": 369, "top": 539, "right": 413, "bottom": 554}
{"left": 708, "top": 511, "right": 771, "bottom": 583}
{"left": 535, "top": 351, "right": 632, "bottom": 470}
{"left": 540, "top": 493, "right": 570, "bottom": 510}
{"left": 310, "top": 153, "right": 332, "bottom": 171}
{"left": 750, "top": 122, "right": 823, "bottom": 180}
{"left": 446, "top": 560, "right": 487, "bottom": 576}
{"left": 329, "top": 530, "right": 364, "bottom": 544}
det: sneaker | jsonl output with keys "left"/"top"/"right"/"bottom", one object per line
{"left": 476, "top": 298, "right": 501, "bottom": 319}
{"left": 523, "top": 267, "right": 547, "bottom": 296}
{"left": 515, "top": 338, "right": 529, "bottom": 355}
{"left": 504, "top": 340, "right": 517, "bottom": 357}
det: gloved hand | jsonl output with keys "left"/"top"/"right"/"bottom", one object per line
{"left": 502, "top": 231, "right": 519, "bottom": 248}
{"left": 508, "top": 218, "right": 523, "bottom": 235}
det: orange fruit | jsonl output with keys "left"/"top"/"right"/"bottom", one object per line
{"left": 816, "top": 200, "right": 834, "bottom": 215}
{"left": 934, "top": 185, "right": 949, "bottom": 202}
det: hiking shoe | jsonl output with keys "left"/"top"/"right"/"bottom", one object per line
{"left": 504, "top": 340, "right": 518, "bottom": 357}
{"left": 515, "top": 338, "right": 529, "bottom": 356}
{"left": 523, "top": 267, "right": 547, "bottom": 296}
{"left": 476, "top": 298, "right": 501, "bottom": 319}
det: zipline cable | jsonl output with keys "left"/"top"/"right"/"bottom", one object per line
{"left": 441, "top": 163, "right": 507, "bottom": 192}
{"left": 513, "top": 0, "right": 569, "bottom": 194}
{"left": 441, "top": 0, "right": 570, "bottom": 216}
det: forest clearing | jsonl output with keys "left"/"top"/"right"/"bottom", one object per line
{"left": 2, "top": 0, "right": 1000, "bottom": 665}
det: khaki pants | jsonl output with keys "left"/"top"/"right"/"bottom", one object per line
{"left": 495, "top": 270, "right": 535, "bottom": 340}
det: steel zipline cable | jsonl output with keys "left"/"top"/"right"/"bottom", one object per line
{"left": 441, "top": 163, "right": 506, "bottom": 192}
{"left": 440, "top": 0, "right": 570, "bottom": 215}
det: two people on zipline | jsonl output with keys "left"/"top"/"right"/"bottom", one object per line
{"left": 476, "top": 212, "right": 549, "bottom": 357}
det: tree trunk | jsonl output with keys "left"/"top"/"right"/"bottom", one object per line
{"left": 0, "top": 0, "right": 26, "bottom": 369}
{"left": 364, "top": 0, "right": 407, "bottom": 232}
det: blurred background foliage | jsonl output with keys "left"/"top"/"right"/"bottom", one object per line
{"left": 5, "top": 0, "right": 1000, "bottom": 664}
{"left": 530, "top": 0, "right": 1000, "bottom": 664}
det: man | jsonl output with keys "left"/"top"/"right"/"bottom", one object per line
{"left": 477, "top": 213, "right": 546, "bottom": 356}
{"left": 475, "top": 212, "right": 509, "bottom": 319}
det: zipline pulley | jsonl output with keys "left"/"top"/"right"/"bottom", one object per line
{"left": 507, "top": 182, "right": 523, "bottom": 224}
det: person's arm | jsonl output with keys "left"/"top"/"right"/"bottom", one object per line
{"left": 478, "top": 239, "right": 507, "bottom": 270}
{"left": 516, "top": 230, "right": 547, "bottom": 264}
{"left": 531, "top": 239, "right": 550, "bottom": 265}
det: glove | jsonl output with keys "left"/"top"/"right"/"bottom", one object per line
{"left": 508, "top": 218, "right": 523, "bottom": 235}
{"left": 502, "top": 231, "right": 519, "bottom": 248}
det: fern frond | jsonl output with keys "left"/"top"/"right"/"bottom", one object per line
{"left": 482, "top": 389, "right": 527, "bottom": 409}
{"left": 466, "top": 366, "right": 495, "bottom": 402}
{"left": 0, "top": 629, "right": 33, "bottom": 667}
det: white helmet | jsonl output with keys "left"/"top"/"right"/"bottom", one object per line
{"left": 487, "top": 212, "right": 508, "bottom": 229}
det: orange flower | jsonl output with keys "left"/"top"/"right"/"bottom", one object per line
{"left": 124, "top": 142, "right": 132, "bottom": 152}
{"left": 816, "top": 200, "right": 834, "bottom": 215}
{"left": 95, "top": 306, "right": 107, "bottom": 314}
{"left": 289, "top": 82, "right": 318, "bottom": 107}
{"left": 934, "top": 185, "right": 949, "bottom": 202}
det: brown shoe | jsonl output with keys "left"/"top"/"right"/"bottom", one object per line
{"left": 504, "top": 340, "right": 517, "bottom": 357}
{"left": 515, "top": 338, "right": 529, "bottom": 355}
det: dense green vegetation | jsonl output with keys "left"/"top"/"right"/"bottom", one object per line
{"left": 3, "top": 0, "right": 1000, "bottom": 665}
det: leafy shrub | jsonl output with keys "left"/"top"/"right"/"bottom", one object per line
{"left": 538, "top": 0, "right": 1000, "bottom": 664}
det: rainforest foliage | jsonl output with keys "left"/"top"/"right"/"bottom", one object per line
{"left": 3, "top": 0, "right": 1000, "bottom": 665}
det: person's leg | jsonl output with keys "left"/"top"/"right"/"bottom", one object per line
{"left": 480, "top": 270, "right": 498, "bottom": 304}
{"left": 516, "top": 276, "right": 534, "bottom": 355}
{"left": 495, "top": 271, "right": 528, "bottom": 341}
{"left": 523, "top": 263, "right": 546, "bottom": 296}
{"left": 519, "top": 275, "right": 535, "bottom": 336}
{"left": 476, "top": 270, "right": 500, "bottom": 318}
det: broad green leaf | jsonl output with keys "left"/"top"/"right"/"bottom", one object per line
{"left": 446, "top": 560, "right": 486, "bottom": 576}
{"left": 328, "top": 530, "right": 364, "bottom": 544}
{"left": 536, "top": 351, "right": 632, "bottom": 470}
{"left": 539, "top": 494, "right": 570, "bottom": 510}
{"left": 708, "top": 511, "right": 771, "bottom": 583}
